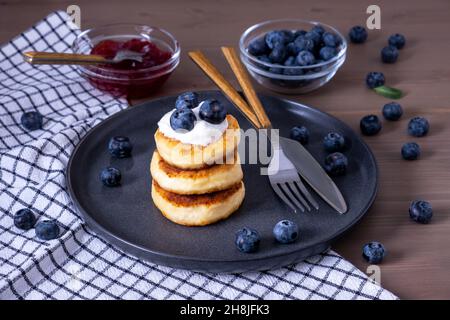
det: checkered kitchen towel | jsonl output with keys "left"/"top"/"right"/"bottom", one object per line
{"left": 0, "top": 11, "right": 397, "bottom": 300}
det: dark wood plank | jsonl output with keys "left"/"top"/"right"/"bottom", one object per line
{"left": 1, "top": 0, "right": 449, "bottom": 299}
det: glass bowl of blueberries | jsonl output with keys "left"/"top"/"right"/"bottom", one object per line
{"left": 239, "top": 19, "right": 347, "bottom": 94}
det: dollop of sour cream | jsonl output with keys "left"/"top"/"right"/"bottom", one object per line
{"left": 157, "top": 104, "right": 228, "bottom": 146}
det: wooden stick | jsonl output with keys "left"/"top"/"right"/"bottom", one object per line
{"left": 221, "top": 46, "right": 272, "bottom": 128}
{"left": 188, "top": 50, "right": 261, "bottom": 129}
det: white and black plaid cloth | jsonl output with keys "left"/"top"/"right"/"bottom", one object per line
{"left": 0, "top": 11, "right": 397, "bottom": 300}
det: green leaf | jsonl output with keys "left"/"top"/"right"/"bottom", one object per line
{"left": 373, "top": 85, "right": 403, "bottom": 99}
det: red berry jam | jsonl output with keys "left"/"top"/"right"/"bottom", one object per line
{"left": 85, "top": 38, "right": 175, "bottom": 98}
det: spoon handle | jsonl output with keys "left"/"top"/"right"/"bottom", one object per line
{"left": 23, "top": 51, "right": 108, "bottom": 65}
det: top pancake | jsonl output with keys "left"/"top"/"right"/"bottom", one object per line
{"left": 155, "top": 114, "right": 240, "bottom": 169}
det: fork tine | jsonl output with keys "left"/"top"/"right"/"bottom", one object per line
{"left": 294, "top": 180, "right": 319, "bottom": 210}
{"left": 271, "top": 183, "right": 297, "bottom": 213}
{"left": 279, "top": 183, "right": 305, "bottom": 212}
{"left": 287, "top": 182, "right": 311, "bottom": 211}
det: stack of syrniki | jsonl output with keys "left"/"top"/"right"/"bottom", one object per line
{"left": 151, "top": 93, "right": 245, "bottom": 226}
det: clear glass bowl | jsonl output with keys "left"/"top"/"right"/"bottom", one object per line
{"left": 239, "top": 19, "right": 347, "bottom": 94}
{"left": 72, "top": 23, "right": 180, "bottom": 99}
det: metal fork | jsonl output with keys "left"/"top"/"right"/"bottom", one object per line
{"left": 266, "top": 135, "right": 319, "bottom": 213}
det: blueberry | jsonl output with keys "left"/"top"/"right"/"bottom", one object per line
{"left": 349, "top": 26, "right": 368, "bottom": 44}
{"left": 388, "top": 33, "right": 406, "bottom": 49}
{"left": 289, "top": 37, "right": 315, "bottom": 55}
{"left": 175, "top": 92, "right": 198, "bottom": 109}
{"left": 294, "top": 30, "right": 307, "bottom": 38}
{"left": 401, "top": 142, "right": 420, "bottom": 160}
{"left": 296, "top": 50, "right": 315, "bottom": 66}
{"left": 256, "top": 55, "right": 271, "bottom": 70}
{"left": 290, "top": 126, "right": 309, "bottom": 144}
{"left": 280, "top": 30, "right": 295, "bottom": 43}
{"left": 248, "top": 36, "right": 269, "bottom": 56}
{"left": 273, "top": 220, "right": 299, "bottom": 244}
{"left": 283, "top": 58, "right": 303, "bottom": 76}
{"left": 408, "top": 117, "right": 429, "bottom": 137}
{"left": 360, "top": 115, "right": 382, "bottom": 136}
{"left": 235, "top": 227, "right": 260, "bottom": 253}
{"left": 100, "top": 167, "right": 121, "bottom": 187}
{"left": 21, "top": 111, "right": 43, "bottom": 131}
{"left": 304, "top": 31, "right": 322, "bottom": 46}
{"left": 265, "top": 30, "right": 289, "bottom": 49}
{"left": 319, "top": 46, "right": 337, "bottom": 61}
{"left": 322, "top": 32, "right": 340, "bottom": 47}
{"left": 323, "top": 132, "right": 345, "bottom": 152}
{"left": 170, "top": 108, "right": 197, "bottom": 131}
{"left": 366, "top": 71, "right": 385, "bottom": 89}
{"left": 324, "top": 152, "right": 348, "bottom": 176}
{"left": 14, "top": 208, "right": 36, "bottom": 231}
{"left": 311, "top": 25, "right": 326, "bottom": 35}
{"left": 35, "top": 220, "right": 60, "bottom": 240}
{"left": 381, "top": 46, "right": 399, "bottom": 63}
{"left": 362, "top": 242, "right": 386, "bottom": 264}
{"left": 409, "top": 200, "right": 433, "bottom": 224}
{"left": 269, "top": 43, "right": 287, "bottom": 63}
{"left": 382, "top": 102, "right": 403, "bottom": 121}
{"left": 199, "top": 99, "right": 227, "bottom": 124}
{"left": 108, "top": 136, "right": 133, "bottom": 158}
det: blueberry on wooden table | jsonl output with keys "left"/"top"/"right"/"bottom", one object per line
{"left": 401, "top": 142, "right": 421, "bottom": 160}
{"left": 348, "top": 26, "right": 368, "bottom": 44}
{"left": 108, "top": 136, "right": 133, "bottom": 158}
{"left": 175, "top": 91, "right": 199, "bottom": 110}
{"left": 235, "top": 227, "right": 260, "bottom": 253}
{"left": 382, "top": 102, "right": 403, "bottom": 121}
{"left": 273, "top": 220, "right": 299, "bottom": 244}
{"left": 199, "top": 99, "right": 226, "bottom": 124}
{"left": 100, "top": 167, "right": 122, "bottom": 187}
{"left": 409, "top": 200, "right": 433, "bottom": 224}
{"left": 408, "top": 117, "right": 429, "bottom": 137}
{"left": 388, "top": 33, "right": 406, "bottom": 49}
{"left": 381, "top": 46, "right": 399, "bottom": 63}
{"left": 324, "top": 152, "right": 348, "bottom": 176}
{"left": 21, "top": 111, "right": 43, "bottom": 131}
{"left": 323, "top": 132, "right": 345, "bottom": 152}
{"left": 290, "top": 126, "right": 309, "bottom": 145}
{"left": 35, "top": 220, "right": 60, "bottom": 240}
{"left": 360, "top": 115, "right": 382, "bottom": 136}
{"left": 14, "top": 208, "right": 36, "bottom": 230}
{"left": 366, "top": 72, "right": 385, "bottom": 89}
{"left": 362, "top": 242, "right": 386, "bottom": 264}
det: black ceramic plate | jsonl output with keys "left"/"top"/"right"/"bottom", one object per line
{"left": 67, "top": 90, "right": 377, "bottom": 273}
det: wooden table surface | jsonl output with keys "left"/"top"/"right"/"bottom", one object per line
{"left": 1, "top": 0, "right": 449, "bottom": 299}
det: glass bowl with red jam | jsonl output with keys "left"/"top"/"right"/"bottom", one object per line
{"left": 72, "top": 24, "right": 180, "bottom": 99}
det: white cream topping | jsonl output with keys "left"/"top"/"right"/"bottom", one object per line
{"left": 157, "top": 104, "right": 228, "bottom": 146}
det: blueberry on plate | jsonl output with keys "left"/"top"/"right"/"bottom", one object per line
{"left": 360, "top": 114, "right": 382, "bottom": 136}
{"left": 319, "top": 46, "right": 337, "bottom": 61}
{"left": 248, "top": 36, "right": 269, "bottom": 56}
{"left": 362, "top": 242, "right": 386, "bottom": 264}
{"left": 381, "top": 46, "right": 399, "bottom": 63}
{"left": 296, "top": 50, "right": 315, "bottom": 66}
{"left": 199, "top": 99, "right": 227, "bottom": 124}
{"left": 401, "top": 142, "right": 420, "bottom": 160}
{"left": 100, "top": 167, "right": 122, "bottom": 187}
{"left": 265, "top": 30, "right": 288, "bottom": 49}
{"left": 324, "top": 152, "right": 348, "bottom": 176}
{"left": 388, "top": 33, "right": 406, "bottom": 49}
{"left": 349, "top": 26, "right": 368, "bottom": 44}
{"left": 268, "top": 43, "right": 287, "bottom": 64}
{"left": 382, "top": 102, "right": 403, "bottom": 121}
{"left": 408, "top": 116, "right": 429, "bottom": 137}
{"left": 235, "top": 227, "right": 260, "bottom": 253}
{"left": 366, "top": 72, "right": 385, "bottom": 89}
{"left": 273, "top": 220, "right": 299, "bottom": 244}
{"left": 290, "top": 125, "right": 309, "bottom": 144}
{"left": 14, "top": 208, "right": 36, "bottom": 231}
{"left": 409, "top": 200, "right": 433, "bottom": 224}
{"left": 108, "top": 136, "right": 133, "bottom": 158}
{"left": 323, "top": 132, "right": 345, "bottom": 152}
{"left": 322, "top": 32, "right": 340, "bottom": 47}
{"left": 35, "top": 220, "right": 60, "bottom": 240}
{"left": 21, "top": 111, "right": 43, "bottom": 131}
{"left": 175, "top": 92, "right": 198, "bottom": 109}
{"left": 170, "top": 108, "right": 197, "bottom": 131}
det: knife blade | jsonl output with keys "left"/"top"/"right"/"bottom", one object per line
{"left": 278, "top": 136, "right": 348, "bottom": 214}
